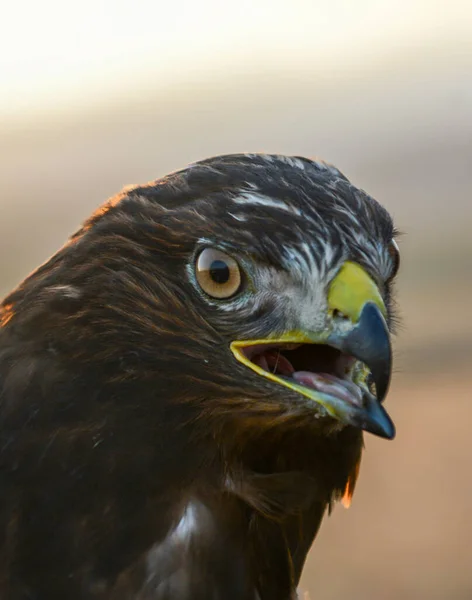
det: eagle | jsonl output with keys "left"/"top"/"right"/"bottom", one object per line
{"left": 0, "top": 154, "right": 399, "bottom": 599}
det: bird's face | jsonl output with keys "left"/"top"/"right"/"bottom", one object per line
{"left": 101, "top": 155, "right": 398, "bottom": 441}
{"left": 178, "top": 198, "right": 398, "bottom": 440}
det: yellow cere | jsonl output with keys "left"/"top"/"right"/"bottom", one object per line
{"left": 327, "top": 261, "right": 386, "bottom": 321}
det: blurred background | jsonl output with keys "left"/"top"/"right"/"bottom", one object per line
{"left": 1, "top": 0, "right": 471, "bottom": 597}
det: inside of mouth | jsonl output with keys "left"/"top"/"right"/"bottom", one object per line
{"left": 241, "top": 343, "right": 365, "bottom": 407}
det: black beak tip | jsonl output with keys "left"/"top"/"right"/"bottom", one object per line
{"left": 362, "top": 400, "right": 396, "bottom": 440}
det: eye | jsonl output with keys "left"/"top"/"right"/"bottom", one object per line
{"left": 195, "top": 248, "right": 242, "bottom": 299}
{"left": 387, "top": 239, "right": 400, "bottom": 281}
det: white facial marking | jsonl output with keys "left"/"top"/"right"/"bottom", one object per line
{"left": 233, "top": 192, "right": 302, "bottom": 216}
{"left": 47, "top": 285, "right": 82, "bottom": 300}
{"left": 243, "top": 180, "right": 259, "bottom": 190}
{"left": 228, "top": 212, "right": 248, "bottom": 222}
{"left": 277, "top": 155, "right": 306, "bottom": 171}
{"left": 255, "top": 258, "right": 330, "bottom": 334}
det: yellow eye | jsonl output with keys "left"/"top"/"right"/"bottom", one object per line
{"left": 195, "top": 248, "right": 242, "bottom": 299}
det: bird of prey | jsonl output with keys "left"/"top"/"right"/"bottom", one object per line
{"left": 0, "top": 154, "right": 399, "bottom": 599}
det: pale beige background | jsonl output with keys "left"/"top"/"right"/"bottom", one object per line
{"left": 1, "top": 1, "right": 472, "bottom": 598}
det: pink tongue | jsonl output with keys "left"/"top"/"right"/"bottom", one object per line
{"left": 292, "top": 371, "right": 364, "bottom": 407}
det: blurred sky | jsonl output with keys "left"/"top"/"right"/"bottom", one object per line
{"left": 2, "top": 0, "right": 472, "bottom": 120}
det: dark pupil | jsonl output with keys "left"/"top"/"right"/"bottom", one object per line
{"left": 209, "top": 260, "right": 230, "bottom": 284}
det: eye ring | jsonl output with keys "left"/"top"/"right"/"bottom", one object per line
{"left": 387, "top": 239, "right": 400, "bottom": 282}
{"left": 195, "top": 248, "right": 242, "bottom": 299}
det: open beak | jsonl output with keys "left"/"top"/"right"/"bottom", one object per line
{"left": 230, "top": 261, "right": 395, "bottom": 440}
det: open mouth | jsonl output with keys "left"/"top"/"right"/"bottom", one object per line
{"left": 237, "top": 342, "right": 368, "bottom": 410}
{"left": 229, "top": 303, "right": 395, "bottom": 439}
